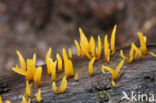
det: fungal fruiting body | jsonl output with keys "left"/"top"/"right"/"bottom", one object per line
{"left": 22, "top": 97, "right": 27, "bottom": 103}
{"left": 79, "top": 28, "right": 89, "bottom": 51}
{"left": 101, "top": 67, "right": 105, "bottom": 75}
{"left": 110, "top": 25, "right": 117, "bottom": 55}
{"left": 74, "top": 73, "right": 79, "bottom": 81}
{"left": 132, "top": 43, "right": 142, "bottom": 59}
{"left": 62, "top": 48, "right": 75, "bottom": 77}
{"left": 22, "top": 97, "right": 31, "bottom": 103}
{"left": 68, "top": 59, "right": 75, "bottom": 76}
{"left": 5, "top": 100, "right": 11, "bottom": 103}
{"left": 46, "top": 48, "right": 53, "bottom": 75}
{"left": 34, "top": 66, "right": 42, "bottom": 87}
{"left": 68, "top": 48, "right": 72, "bottom": 59}
{"left": 80, "top": 42, "right": 92, "bottom": 59}
{"left": 75, "top": 28, "right": 103, "bottom": 60}
{"left": 52, "top": 76, "right": 67, "bottom": 94}
{"left": 101, "top": 59, "right": 124, "bottom": 87}
{"left": 89, "top": 36, "right": 95, "bottom": 57}
{"left": 12, "top": 51, "right": 42, "bottom": 86}
{"left": 88, "top": 57, "right": 95, "bottom": 76}
{"left": 138, "top": 32, "right": 147, "bottom": 55}
{"left": 0, "top": 96, "right": 2, "bottom": 103}
{"left": 25, "top": 81, "right": 33, "bottom": 98}
{"left": 104, "top": 35, "right": 110, "bottom": 63}
{"left": 46, "top": 48, "right": 52, "bottom": 65}
{"left": 51, "top": 60, "right": 57, "bottom": 81}
{"left": 138, "top": 32, "right": 156, "bottom": 57}
{"left": 36, "top": 89, "right": 42, "bottom": 103}
{"left": 120, "top": 43, "right": 143, "bottom": 63}
{"left": 62, "top": 48, "right": 70, "bottom": 77}
{"left": 79, "top": 28, "right": 92, "bottom": 59}
{"left": 56, "top": 53, "right": 63, "bottom": 72}
{"left": 96, "top": 35, "right": 102, "bottom": 60}
{"left": 46, "top": 48, "right": 58, "bottom": 81}
{"left": 74, "top": 40, "right": 81, "bottom": 56}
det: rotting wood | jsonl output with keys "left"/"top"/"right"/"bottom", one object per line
{"left": 0, "top": 44, "right": 156, "bottom": 103}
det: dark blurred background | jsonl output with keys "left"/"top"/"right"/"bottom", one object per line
{"left": 0, "top": 0, "right": 156, "bottom": 75}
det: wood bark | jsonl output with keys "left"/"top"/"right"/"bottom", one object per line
{"left": 0, "top": 44, "right": 156, "bottom": 103}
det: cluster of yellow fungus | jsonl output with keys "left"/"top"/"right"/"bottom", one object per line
{"left": 24, "top": 81, "right": 42, "bottom": 102}
{"left": 52, "top": 76, "right": 68, "bottom": 94}
{"left": 74, "top": 25, "right": 116, "bottom": 65}
{"left": 62, "top": 48, "right": 75, "bottom": 77}
{"left": 138, "top": 32, "right": 156, "bottom": 57}
{"left": 12, "top": 51, "right": 42, "bottom": 86}
{"left": 101, "top": 59, "right": 124, "bottom": 87}
{"left": 120, "top": 43, "right": 142, "bottom": 63}
{"left": 45, "top": 48, "right": 58, "bottom": 82}
{"left": 0, "top": 96, "right": 11, "bottom": 103}
{"left": 120, "top": 33, "right": 156, "bottom": 63}
{"left": 104, "top": 25, "right": 117, "bottom": 63}
{"left": 45, "top": 47, "right": 74, "bottom": 94}
{"left": 74, "top": 28, "right": 102, "bottom": 60}
{"left": 9, "top": 24, "right": 156, "bottom": 102}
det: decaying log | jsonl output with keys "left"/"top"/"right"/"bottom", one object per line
{"left": 0, "top": 44, "right": 156, "bottom": 103}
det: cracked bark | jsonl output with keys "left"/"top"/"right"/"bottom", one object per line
{"left": 0, "top": 44, "right": 156, "bottom": 103}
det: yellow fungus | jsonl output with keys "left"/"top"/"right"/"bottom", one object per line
{"left": 59, "top": 76, "right": 68, "bottom": 93}
{"left": 101, "top": 68, "right": 105, "bottom": 75}
{"left": 68, "top": 59, "right": 75, "bottom": 76}
{"left": 74, "top": 73, "right": 79, "bottom": 81}
{"left": 101, "top": 59, "right": 124, "bottom": 87}
{"left": 62, "top": 48, "right": 68, "bottom": 61}
{"left": 12, "top": 51, "right": 37, "bottom": 81}
{"left": 51, "top": 60, "right": 57, "bottom": 81}
{"left": 5, "top": 100, "right": 10, "bottom": 103}
{"left": 47, "top": 58, "right": 53, "bottom": 75}
{"left": 89, "top": 36, "right": 95, "bottom": 57}
{"left": 16, "top": 50, "right": 26, "bottom": 71}
{"left": 120, "top": 43, "right": 143, "bottom": 63}
{"left": 74, "top": 40, "right": 81, "bottom": 56}
{"left": 64, "top": 59, "right": 70, "bottom": 77}
{"left": 112, "top": 80, "right": 117, "bottom": 87}
{"left": 0, "top": 96, "right": 2, "bottom": 103}
{"left": 22, "top": 97, "right": 27, "bottom": 103}
{"left": 137, "top": 32, "right": 147, "bottom": 55}
{"left": 96, "top": 35, "right": 102, "bottom": 60}
{"left": 120, "top": 50, "right": 129, "bottom": 61}
{"left": 79, "top": 28, "right": 89, "bottom": 51}
{"left": 80, "top": 43, "right": 92, "bottom": 59}
{"left": 148, "top": 52, "right": 156, "bottom": 57}
{"left": 56, "top": 53, "right": 62, "bottom": 72}
{"left": 62, "top": 48, "right": 70, "bottom": 77}
{"left": 110, "top": 25, "right": 117, "bottom": 55}
{"left": 25, "top": 81, "right": 33, "bottom": 98}
{"left": 46, "top": 48, "right": 52, "bottom": 64}
{"left": 52, "top": 82, "right": 57, "bottom": 93}
{"left": 104, "top": 35, "right": 110, "bottom": 63}
{"left": 132, "top": 43, "right": 142, "bottom": 59}
{"left": 52, "top": 76, "right": 67, "bottom": 94}
{"left": 36, "top": 89, "right": 42, "bottom": 103}
{"left": 12, "top": 66, "right": 26, "bottom": 76}
{"left": 34, "top": 66, "right": 42, "bottom": 87}
{"left": 68, "top": 48, "right": 72, "bottom": 59}
{"left": 137, "top": 32, "right": 156, "bottom": 57}
{"left": 88, "top": 57, "right": 95, "bottom": 76}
